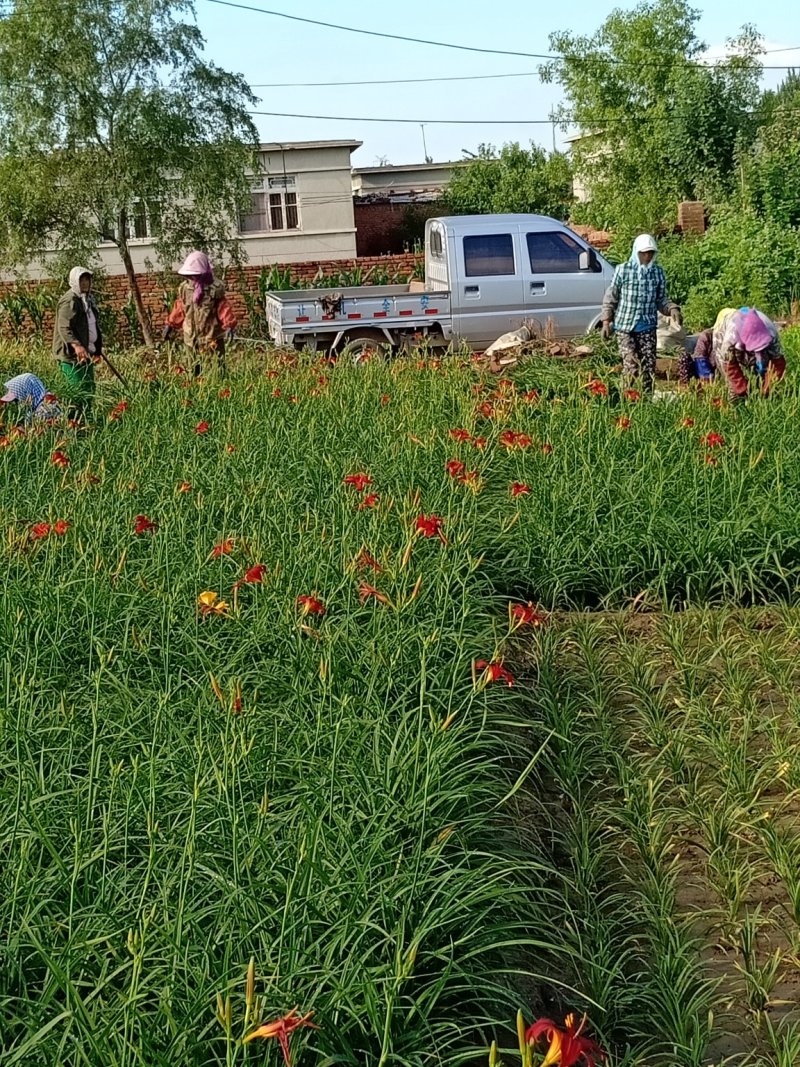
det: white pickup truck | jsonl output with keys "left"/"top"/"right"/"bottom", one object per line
{"left": 265, "top": 213, "right": 615, "bottom": 359}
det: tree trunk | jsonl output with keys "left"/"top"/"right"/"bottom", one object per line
{"left": 118, "top": 238, "right": 153, "bottom": 347}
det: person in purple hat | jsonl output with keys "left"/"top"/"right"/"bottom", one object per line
{"left": 714, "top": 307, "right": 785, "bottom": 402}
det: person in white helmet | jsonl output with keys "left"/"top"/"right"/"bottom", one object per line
{"left": 600, "top": 234, "right": 681, "bottom": 393}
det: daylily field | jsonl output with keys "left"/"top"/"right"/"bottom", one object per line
{"left": 2, "top": 337, "right": 800, "bottom": 1067}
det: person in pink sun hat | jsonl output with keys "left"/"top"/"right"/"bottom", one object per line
{"left": 713, "top": 307, "right": 785, "bottom": 402}
{"left": 162, "top": 250, "right": 238, "bottom": 377}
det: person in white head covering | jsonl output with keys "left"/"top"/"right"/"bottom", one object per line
{"left": 600, "top": 234, "right": 681, "bottom": 393}
{"left": 52, "top": 266, "right": 103, "bottom": 420}
{"left": 0, "top": 373, "right": 62, "bottom": 426}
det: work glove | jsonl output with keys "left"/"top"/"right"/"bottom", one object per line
{"left": 161, "top": 324, "right": 172, "bottom": 343}
{"left": 224, "top": 328, "right": 235, "bottom": 344}
{"left": 670, "top": 307, "right": 683, "bottom": 329}
{"left": 601, "top": 321, "right": 613, "bottom": 342}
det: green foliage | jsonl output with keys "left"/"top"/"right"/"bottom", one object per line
{"left": 542, "top": 0, "right": 762, "bottom": 237}
{"left": 657, "top": 210, "right": 800, "bottom": 327}
{"left": 0, "top": 0, "right": 258, "bottom": 342}
{"left": 740, "top": 71, "right": 800, "bottom": 227}
{"left": 443, "top": 142, "right": 573, "bottom": 219}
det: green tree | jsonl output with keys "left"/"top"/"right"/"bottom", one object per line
{"left": 442, "top": 143, "right": 573, "bottom": 219}
{"left": 0, "top": 0, "right": 258, "bottom": 344}
{"left": 741, "top": 71, "right": 800, "bottom": 227}
{"left": 541, "top": 0, "right": 762, "bottom": 238}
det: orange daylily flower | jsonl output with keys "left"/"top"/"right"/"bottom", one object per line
{"left": 243, "top": 1008, "right": 318, "bottom": 1066}
{"left": 198, "top": 591, "right": 229, "bottom": 616}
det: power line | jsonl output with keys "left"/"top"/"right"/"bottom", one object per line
{"left": 202, "top": 0, "right": 800, "bottom": 69}
{"left": 249, "top": 71, "right": 539, "bottom": 88}
{"left": 249, "top": 109, "right": 586, "bottom": 125}
{"left": 203, "top": 0, "right": 560, "bottom": 59}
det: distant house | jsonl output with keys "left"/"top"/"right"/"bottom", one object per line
{"left": 563, "top": 131, "right": 609, "bottom": 203}
{"left": 352, "top": 160, "right": 468, "bottom": 256}
{"left": 8, "top": 139, "right": 363, "bottom": 280}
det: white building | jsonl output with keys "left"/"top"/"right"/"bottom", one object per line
{"left": 352, "top": 160, "right": 467, "bottom": 202}
{"left": 11, "top": 139, "right": 363, "bottom": 279}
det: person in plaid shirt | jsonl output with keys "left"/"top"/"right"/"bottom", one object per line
{"left": 601, "top": 234, "right": 681, "bottom": 393}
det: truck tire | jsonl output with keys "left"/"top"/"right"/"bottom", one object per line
{"left": 337, "top": 328, "right": 393, "bottom": 366}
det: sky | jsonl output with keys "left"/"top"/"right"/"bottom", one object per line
{"left": 193, "top": 0, "right": 799, "bottom": 168}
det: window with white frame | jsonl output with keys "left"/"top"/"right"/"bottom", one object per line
{"left": 239, "top": 175, "right": 300, "bottom": 234}
{"left": 99, "top": 200, "right": 161, "bottom": 244}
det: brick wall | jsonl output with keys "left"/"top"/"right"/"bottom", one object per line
{"left": 0, "top": 253, "right": 423, "bottom": 344}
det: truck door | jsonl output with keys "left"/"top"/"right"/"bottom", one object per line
{"left": 523, "top": 229, "right": 607, "bottom": 337}
{"left": 452, "top": 231, "right": 525, "bottom": 348}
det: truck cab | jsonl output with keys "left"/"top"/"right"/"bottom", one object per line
{"left": 425, "top": 214, "right": 614, "bottom": 346}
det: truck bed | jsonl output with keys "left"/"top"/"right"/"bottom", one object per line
{"left": 265, "top": 284, "right": 451, "bottom": 346}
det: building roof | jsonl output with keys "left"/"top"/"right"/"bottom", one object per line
{"left": 259, "top": 139, "right": 363, "bottom": 153}
{"left": 353, "top": 160, "right": 466, "bottom": 175}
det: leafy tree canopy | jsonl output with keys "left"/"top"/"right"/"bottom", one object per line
{"left": 541, "top": 0, "right": 762, "bottom": 238}
{"left": 0, "top": 0, "right": 259, "bottom": 341}
{"left": 443, "top": 143, "right": 573, "bottom": 220}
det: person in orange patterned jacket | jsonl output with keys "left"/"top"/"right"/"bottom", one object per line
{"left": 163, "top": 251, "right": 237, "bottom": 376}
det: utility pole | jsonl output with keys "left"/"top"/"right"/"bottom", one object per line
{"left": 420, "top": 123, "right": 432, "bottom": 164}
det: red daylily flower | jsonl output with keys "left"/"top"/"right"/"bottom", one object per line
{"left": 358, "top": 493, "right": 380, "bottom": 510}
{"left": 51, "top": 449, "right": 70, "bottom": 468}
{"left": 271, "top": 388, "right": 282, "bottom": 398}
{"left": 233, "top": 563, "right": 267, "bottom": 591}
{"left": 712, "top": 395, "right": 724, "bottom": 409}
{"left": 243, "top": 1008, "right": 317, "bottom": 1065}
{"left": 499, "top": 429, "right": 533, "bottom": 450}
{"left": 356, "top": 548, "right": 382, "bottom": 572}
{"left": 704, "top": 454, "right": 718, "bottom": 466}
{"left": 475, "top": 401, "right": 496, "bottom": 419}
{"left": 510, "top": 601, "right": 547, "bottom": 628}
{"left": 510, "top": 482, "right": 531, "bottom": 497}
{"left": 526, "top": 1012, "right": 605, "bottom": 1067}
{"left": 134, "top": 514, "right": 158, "bottom": 535}
{"left": 680, "top": 417, "right": 695, "bottom": 428}
{"left": 700, "top": 431, "right": 725, "bottom": 449}
{"left": 108, "top": 400, "right": 129, "bottom": 421}
{"left": 358, "top": 581, "right": 391, "bottom": 605}
{"left": 472, "top": 435, "right": 487, "bottom": 450}
{"left": 243, "top": 564, "right": 267, "bottom": 584}
{"left": 459, "top": 469, "right": 481, "bottom": 490}
{"left": 44, "top": 392, "right": 58, "bottom": 403}
{"left": 449, "top": 428, "right": 472, "bottom": 442}
{"left": 623, "top": 389, "right": 641, "bottom": 402}
{"left": 195, "top": 420, "right": 210, "bottom": 434}
{"left": 522, "top": 389, "right": 540, "bottom": 403}
{"left": 211, "top": 539, "right": 235, "bottom": 558}
{"left": 218, "top": 387, "right": 231, "bottom": 399}
{"left": 172, "top": 365, "right": 187, "bottom": 376}
{"left": 415, "top": 513, "right": 446, "bottom": 542}
{"left": 266, "top": 369, "right": 279, "bottom": 379}
{"left": 344, "top": 472, "right": 373, "bottom": 493}
{"left": 297, "top": 594, "right": 326, "bottom": 617}
{"left": 615, "top": 415, "right": 631, "bottom": 430}
{"left": 445, "top": 458, "right": 466, "bottom": 479}
{"left": 0, "top": 435, "right": 11, "bottom": 449}
{"left": 53, "top": 519, "right": 70, "bottom": 536}
{"left": 474, "top": 659, "right": 515, "bottom": 687}
{"left": 541, "top": 442, "right": 554, "bottom": 455}
{"left": 380, "top": 394, "right": 391, "bottom": 406}
{"left": 30, "top": 522, "right": 51, "bottom": 540}
{"left": 586, "top": 379, "right": 608, "bottom": 397}
{"left": 178, "top": 481, "right": 193, "bottom": 493}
